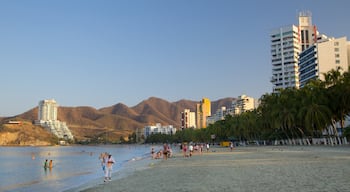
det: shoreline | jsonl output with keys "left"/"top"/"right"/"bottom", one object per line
{"left": 72, "top": 145, "right": 350, "bottom": 192}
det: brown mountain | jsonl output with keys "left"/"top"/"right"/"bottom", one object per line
{"left": 12, "top": 97, "right": 235, "bottom": 142}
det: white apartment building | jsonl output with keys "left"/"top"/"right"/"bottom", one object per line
{"left": 231, "top": 95, "right": 256, "bottom": 115}
{"left": 271, "top": 12, "right": 325, "bottom": 92}
{"left": 143, "top": 123, "right": 176, "bottom": 138}
{"left": 271, "top": 25, "right": 300, "bottom": 91}
{"left": 36, "top": 99, "right": 74, "bottom": 140}
{"left": 299, "top": 37, "right": 350, "bottom": 87}
{"left": 181, "top": 109, "right": 196, "bottom": 129}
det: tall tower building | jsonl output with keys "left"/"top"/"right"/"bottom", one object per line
{"left": 196, "top": 98, "right": 211, "bottom": 128}
{"left": 271, "top": 25, "right": 300, "bottom": 92}
{"left": 38, "top": 99, "right": 58, "bottom": 121}
{"left": 270, "top": 11, "right": 322, "bottom": 92}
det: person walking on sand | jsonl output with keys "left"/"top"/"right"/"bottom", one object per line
{"left": 206, "top": 143, "right": 210, "bottom": 152}
{"left": 230, "top": 142, "right": 234, "bottom": 151}
{"left": 104, "top": 154, "right": 116, "bottom": 182}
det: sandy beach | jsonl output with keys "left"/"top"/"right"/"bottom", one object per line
{"left": 74, "top": 145, "right": 350, "bottom": 192}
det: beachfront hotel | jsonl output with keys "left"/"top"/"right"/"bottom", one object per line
{"left": 196, "top": 98, "right": 211, "bottom": 128}
{"left": 299, "top": 36, "right": 350, "bottom": 87}
{"left": 270, "top": 11, "right": 326, "bottom": 92}
{"left": 35, "top": 99, "right": 74, "bottom": 140}
{"left": 181, "top": 109, "right": 196, "bottom": 129}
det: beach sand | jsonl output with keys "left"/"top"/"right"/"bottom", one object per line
{"left": 75, "top": 146, "right": 350, "bottom": 192}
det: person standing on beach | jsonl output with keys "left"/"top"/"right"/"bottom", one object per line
{"left": 151, "top": 147, "right": 155, "bottom": 159}
{"left": 183, "top": 144, "right": 187, "bottom": 157}
{"left": 104, "top": 154, "right": 116, "bottom": 182}
{"left": 163, "top": 143, "right": 168, "bottom": 160}
{"left": 189, "top": 143, "right": 194, "bottom": 157}
{"left": 206, "top": 143, "right": 210, "bottom": 152}
{"left": 99, "top": 152, "right": 107, "bottom": 173}
{"left": 230, "top": 142, "right": 234, "bottom": 151}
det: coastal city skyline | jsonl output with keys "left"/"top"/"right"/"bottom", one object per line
{"left": 1, "top": 0, "right": 350, "bottom": 116}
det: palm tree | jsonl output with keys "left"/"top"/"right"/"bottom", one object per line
{"left": 298, "top": 80, "right": 331, "bottom": 137}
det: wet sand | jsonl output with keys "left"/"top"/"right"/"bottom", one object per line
{"left": 74, "top": 146, "right": 350, "bottom": 192}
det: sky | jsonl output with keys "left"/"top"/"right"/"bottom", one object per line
{"left": 0, "top": 0, "right": 350, "bottom": 117}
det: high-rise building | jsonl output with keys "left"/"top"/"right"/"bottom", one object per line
{"left": 270, "top": 25, "right": 300, "bottom": 91}
{"left": 270, "top": 11, "right": 325, "bottom": 92}
{"left": 196, "top": 98, "right": 211, "bottom": 128}
{"left": 299, "top": 36, "right": 350, "bottom": 87}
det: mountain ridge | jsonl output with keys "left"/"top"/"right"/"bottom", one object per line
{"left": 3, "top": 97, "right": 235, "bottom": 141}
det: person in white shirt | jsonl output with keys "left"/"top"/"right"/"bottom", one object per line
{"left": 189, "top": 144, "right": 194, "bottom": 157}
{"left": 104, "top": 154, "right": 115, "bottom": 182}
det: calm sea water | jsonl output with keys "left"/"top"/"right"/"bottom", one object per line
{"left": 0, "top": 145, "right": 158, "bottom": 192}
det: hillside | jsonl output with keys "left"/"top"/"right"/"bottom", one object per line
{"left": 3, "top": 97, "right": 235, "bottom": 143}
{"left": 0, "top": 120, "right": 58, "bottom": 146}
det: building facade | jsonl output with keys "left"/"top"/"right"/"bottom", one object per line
{"left": 299, "top": 37, "right": 350, "bottom": 87}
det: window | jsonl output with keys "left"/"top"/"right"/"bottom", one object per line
{"left": 335, "top": 54, "right": 340, "bottom": 58}
{"left": 335, "top": 48, "right": 339, "bottom": 52}
{"left": 335, "top": 60, "right": 340, "bottom": 64}
{"left": 334, "top": 42, "right": 339, "bottom": 46}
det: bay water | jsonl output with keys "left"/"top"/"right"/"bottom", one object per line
{"left": 0, "top": 145, "right": 159, "bottom": 192}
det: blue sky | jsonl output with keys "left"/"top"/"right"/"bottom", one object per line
{"left": 0, "top": 0, "right": 349, "bottom": 116}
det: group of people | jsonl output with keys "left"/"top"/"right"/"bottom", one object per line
{"left": 99, "top": 152, "right": 116, "bottom": 182}
{"left": 182, "top": 143, "right": 210, "bottom": 157}
{"left": 43, "top": 159, "right": 53, "bottom": 169}
{"left": 151, "top": 143, "right": 173, "bottom": 160}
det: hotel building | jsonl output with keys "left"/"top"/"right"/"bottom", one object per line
{"left": 36, "top": 99, "right": 74, "bottom": 140}
{"left": 299, "top": 36, "right": 350, "bottom": 87}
